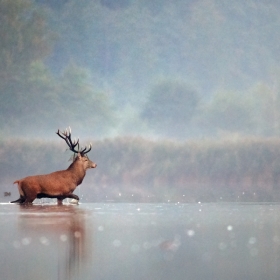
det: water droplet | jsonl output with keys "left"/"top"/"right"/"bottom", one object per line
{"left": 218, "top": 242, "right": 227, "bottom": 250}
{"left": 98, "top": 226, "right": 104, "bottom": 231}
{"left": 227, "top": 225, "right": 233, "bottom": 231}
{"left": 22, "top": 237, "right": 31, "bottom": 246}
{"left": 187, "top": 229, "right": 195, "bottom": 237}
{"left": 113, "top": 239, "right": 121, "bottom": 247}
{"left": 143, "top": 242, "right": 152, "bottom": 250}
{"left": 60, "top": 234, "right": 68, "bottom": 242}
{"left": 39, "top": 236, "right": 50, "bottom": 246}
{"left": 249, "top": 237, "right": 257, "bottom": 245}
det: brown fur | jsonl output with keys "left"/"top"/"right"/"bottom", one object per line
{"left": 11, "top": 153, "right": 97, "bottom": 204}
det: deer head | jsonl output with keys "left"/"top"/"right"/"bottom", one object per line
{"left": 74, "top": 153, "right": 97, "bottom": 169}
{"left": 56, "top": 127, "right": 97, "bottom": 169}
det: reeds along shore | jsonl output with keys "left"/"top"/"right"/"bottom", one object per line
{"left": 2, "top": 137, "right": 280, "bottom": 202}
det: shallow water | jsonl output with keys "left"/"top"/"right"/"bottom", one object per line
{"left": 0, "top": 202, "right": 280, "bottom": 280}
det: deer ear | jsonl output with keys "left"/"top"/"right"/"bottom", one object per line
{"left": 77, "top": 153, "right": 82, "bottom": 159}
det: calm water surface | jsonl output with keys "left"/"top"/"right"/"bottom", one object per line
{"left": 0, "top": 202, "right": 280, "bottom": 280}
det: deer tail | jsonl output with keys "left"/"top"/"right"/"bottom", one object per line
{"left": 13, "top": 180, "right": 25, "bottom": 197}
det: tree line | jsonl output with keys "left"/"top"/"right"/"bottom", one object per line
{"left": 2, "top": 137, "right": 280, "bottom": 203}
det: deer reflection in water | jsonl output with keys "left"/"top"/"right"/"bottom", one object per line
{"left": 17, "top": 204, "right": 92, "bottom": 279}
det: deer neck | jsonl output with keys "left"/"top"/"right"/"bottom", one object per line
{"left": 67, "top": 160, "right": 86, "bottom": 186}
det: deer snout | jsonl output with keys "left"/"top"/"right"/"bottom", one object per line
{"left": 91, "top": 163, "right": 97, "bottom": 168}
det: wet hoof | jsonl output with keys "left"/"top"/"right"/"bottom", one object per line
{"left": 69, "top": 199, "right": 79, "bottom": 205}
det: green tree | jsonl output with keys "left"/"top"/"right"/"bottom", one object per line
{"left": 0, "top": 1, "right": 115, "bottom": 137}
{"left": 0, "top": 0, "right": 55, "bottom": 79}
{"left": 202, "top": 90, "right": 257, "bottom": 135}
{"left": 54, "top": 63, "right": 116, "bottom": 135}
{"left": 0, "top": 0, "right": 56, "bottom": 135}
{"left": 141, "top": 80, "right": 200, "bottom": 138}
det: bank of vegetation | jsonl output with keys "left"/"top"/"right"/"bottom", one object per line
{"left": 2, "top": 137, "right": 280, "bottom": 203}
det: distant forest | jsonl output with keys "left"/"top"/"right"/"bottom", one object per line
{"left": 2, "top": 138, "right": 280, "bottom": 203}
{"left": 1, "top": 0, "right": 280, "bottom": 139}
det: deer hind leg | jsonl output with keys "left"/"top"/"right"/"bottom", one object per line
{"left": 11, "top": 195, "right": 25, "bottom": 204}
{"left": 22, "top": 189, "right": 37, "bottom": 204}
{"left": 23, "top": 196, "right": 36, "bottom": 204}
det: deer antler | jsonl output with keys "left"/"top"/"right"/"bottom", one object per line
{"left": 56, "top": 127, "right": 92, "bottom": 155}
{"left": 80, "top": 144, "right": 92, "bottom": 155}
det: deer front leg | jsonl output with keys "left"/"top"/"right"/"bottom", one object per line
{"left": 56, "top": 194, "right": 79, "bottom": 205}
{"left": 66, "top": 193, "right": 80, "bottom": 205}
{"left": 56, "top": 195, "right": 66, "bottom": 205}
{"left": 57, "top": 198, "right": 63, "bottom": 205}
{"left": 67, "top": 193, "right": 79, "bottom": 200}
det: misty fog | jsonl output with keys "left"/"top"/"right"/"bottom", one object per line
{"left": 1, "top": 0, "right": 280, "bottom": 139}
{"left": 3, "top": 2, "right": 280, "bottom": 279}
{"left": 1, "top": 0, "right": 280, "bottom": 203}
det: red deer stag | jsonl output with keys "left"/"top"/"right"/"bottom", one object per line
{"left": 11, "top": 127, "right": 97, "bottom": 205}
